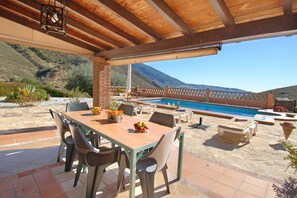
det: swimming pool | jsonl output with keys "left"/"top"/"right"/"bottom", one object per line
{"left": 141, "top": 98, "right": 273, "bottom": 117}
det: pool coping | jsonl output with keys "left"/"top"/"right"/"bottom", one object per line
{"left": 132, "top": 97, "right": 297, "bottom": 125}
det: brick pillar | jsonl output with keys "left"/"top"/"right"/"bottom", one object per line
{"left": 266, "top": 91, "right": 274, "bottom": 109}
{"left": 165, "top": 86, "right": 170, "bottom": 97}
{"left": 205, "top": 88, "right": 212, "bottom": 102}
{"left": 92, "top": 57, "right": 111, "bottom": 108}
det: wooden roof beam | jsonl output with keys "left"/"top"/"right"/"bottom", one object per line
{"left": 96, "top": 13, "right": 297, "bottom": 59}
{"left": 208, "top": 0, "right": 235, "bottom": 26}
{"left": 2, "top": 1, "right": 110, "bottom": 50}
{"left": 18, "top": 0, "right": 123, "bottom": 48}
{"left": 145, "top": 0, "right": 192, "bottom": 35}
{"left": 61, "top": 1, "right": 142, "bottom": 45}
{"left": 282, "top": 0, "right": 292, "bottom": 15}
{"left": 0, "top": 8, "right": 100, "bottom": 52}
{"left": 97, "top": 0, "right": 163, "bottom": 40}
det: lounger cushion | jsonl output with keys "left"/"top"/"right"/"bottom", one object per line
{"left": 218, "top": 121, "right": 254, "bottom": 132}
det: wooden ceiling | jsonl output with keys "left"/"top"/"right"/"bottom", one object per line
{"left": 1, "top": 0, "right": 297, "bottom": 63}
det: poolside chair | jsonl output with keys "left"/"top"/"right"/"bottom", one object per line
{"left": 149, "top": 111, "right": 176, "bottom": 128}
{"left": 118, "top": 103, "right": 141, "bottom": 116}
{"left": 51, "top": 110, "right": 99, "bottom": 172}
{"left": 217, "top": 120, "right": 258, "bottom": 143}
{"left": 138, "top": 104, "right": 156, "bottom": 115}
{"left": 66, "top": 102, "right": 90, "bottom": 112}
{"left": 68, "top": 124, "right": 120, "bottom": 198}
{"left": 117, "top": 127, "right": 181, "bottom": 197}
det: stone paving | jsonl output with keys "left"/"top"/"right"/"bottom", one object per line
{"left": 0, "top": 98, "right": 296, "bottom": 197}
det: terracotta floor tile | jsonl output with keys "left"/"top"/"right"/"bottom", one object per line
{"left": 217, "top": 174, "right": 242, "bottom": 189}
{"left": 223, "top": 169, "right": 247, "bottom": 181}
{"left": 207, "top": 182, "right": 236, "bottom": 198}
{"left": 65, "top": 185, "right": 86, "bottom": 198}
{"left": 39, "top": 184, "right": 65, "bottom": 198}
{"left": 265, "top": 190, "right": 277, "bottom": 198}
{"left": 244, "top": 175, "right": 269, "bottom": 188}
{"left": 234, "top": 190, "right": 259, "bottom": 198}
{"left": 240, "top": 182, "right": 267, "bottom": 198}
{"left": 204, "top": 162, "right": 227, "bottom": 174}
{"left": 175, "top": 183, "right": 200, "bottom": 197}
{"left": 188, "top": 174, "right": 214, "bottom": 189}
{"left": 22, "top": 192, "right": 42, "bottom": 198}
{"left": 197, "top": 167, "right": 222, "bottom": 181}
{"left": 15, "top": 183, "right": 39, "bottom": 198}
{"left": 0, "top": 135, "right": 15, "bottom": 146}
{"left": 13, "top": 175, "right": 35, "bottom": 189}
{"left": 0, "top": 189, "right": 16, "bottom": 198}
{"left": 0, "top": 180, "right": 13, "bottom": 192}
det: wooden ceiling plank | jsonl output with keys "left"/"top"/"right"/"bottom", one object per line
{"left": 62, "top": 1, "right": 142, "bottom": 45}
{"left": 17, "top": 0, "right": 123, "bottom": 48}
{"left": 97, "top": 0, "right": 163, "bottom": 40}
{"left": 145, "top": 0, "right": 192, "bottom": 35}
{"left": 208, "top": 0, "right": 235, "bottom": 26}
{"left": 3, "top": 1, "right": 109, "bottom": 50}
{"left": 96, "top": 13, "right": 297, "bottom": 59}
{"left": 0, "top": 8, "right": 100, "bottom": 52}
{"left": 282, "top": 0, "right": 292, "bottom": 15}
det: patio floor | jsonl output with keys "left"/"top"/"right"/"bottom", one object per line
{"left": 0, "top": 129, "right": 277, "bottom": 198}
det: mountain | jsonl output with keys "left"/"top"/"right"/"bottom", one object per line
{"left": 133, "top": 63, "right": 246, "bottom": 92}
{"left": 260, "top": 85, "right": 297, "bottom": 101}
{"left": 0, "top": 42, "right": 246, "bottom": 92}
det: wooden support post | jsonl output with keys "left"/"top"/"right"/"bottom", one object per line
{"left": 92, "top": 57, "right": 111, "bottom": 108}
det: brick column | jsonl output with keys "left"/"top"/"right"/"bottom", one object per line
{"left": 165, "top": 86, "right": 170, "bottom": 97}
{"left": 266, "top": 91, "right": 274, "bottom": 109}
{"left": 92, "top": 57, "right": 111, "bottom": 108}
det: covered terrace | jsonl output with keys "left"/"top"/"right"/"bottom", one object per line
{"left": 0, "top": 0, "right": 297, "bottom": 198}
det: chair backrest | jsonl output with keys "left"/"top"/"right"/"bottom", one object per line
{"left": 66, "top": 102, "right": 90, "bottom": 112}
{"left": 148, "top": 127, "right": 181, "bottom": 172}
{"left": 68, "top": 123, "right": 97, "bottom": 165}
{"left": 149, "top": 111, "right": 176, "bottom": 128}
{"left": 49, "top": 109, "right": 54, "bottom": 119}
{"left": 52, "top": 111, "right": 69, "bottom": 143}
{"left": 118, "top": 103, "right": 135, "bottom": 116}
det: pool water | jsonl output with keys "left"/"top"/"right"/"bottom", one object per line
{"left": 142, "top": 98, "right": 267, "bottom": 117}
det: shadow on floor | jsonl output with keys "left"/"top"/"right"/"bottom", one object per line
{"left": 203, "top": 133, "right": 249, "bottom": 151}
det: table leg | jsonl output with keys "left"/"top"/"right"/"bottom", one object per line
{"left": 177, "top": 133, "right": 184, "bottom": 180}
{"left": 129, "top": 150, "right": 137, "bottom": 198}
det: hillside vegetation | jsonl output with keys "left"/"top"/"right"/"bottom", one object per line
{"left": 261, "top": 85, "right": 297, "bottom": 101}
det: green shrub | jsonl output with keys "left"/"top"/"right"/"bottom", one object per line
{"left": 0, "top": 82, "right": 23, "bottom": 96}
{"left": 20, "top": 78, "right": 42, "bottom": 87}
{"left": 5, "top": 85, "right": 48, "bottom": 106}
{"left": 65, "top": 67, "right": 92, "bottom": 96}
{"left": 68, "top": 87, "right": 90, "bottom": 103}
{"left": 42, "top": 86, "right": 69, "bottom": 97}
{"left": 112, "top": 71, "right": 125, "bottom": 86}
{"left": 273, "top": 142, "right": 297, "bottom": 197}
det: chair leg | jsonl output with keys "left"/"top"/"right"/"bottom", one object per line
{"left": 137, "top": 172, "right": 149, "bottom": 198}
{"left": 65, "top": 143, "right": 76, "bottom": 172}
{"left": 73, "top": 160, "right": 83, "bottom": 187}
{"left": 116, "top": 154, "right": 127, "bottom": 196}
{"left": 146, "top": 172, "right": 155, "bottom": 198}
{"left": 57, "top": 140, "right": 65, "bottom": 162}
{"left": 86, "top": 165, "right": 107, "bottom": 198}
{"left": 161, "top": 166, "right": 170, "bottom": 193}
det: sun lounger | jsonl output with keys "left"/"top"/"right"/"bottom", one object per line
{"left": 217, "top": 120, "right": 258, "bottom": 143}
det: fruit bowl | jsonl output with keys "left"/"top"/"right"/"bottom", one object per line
{"left": 134, "top": 122, "right": 148, "bottom": 133}
{"left": 91, "top": 107, "right": 103, "bottom": 115}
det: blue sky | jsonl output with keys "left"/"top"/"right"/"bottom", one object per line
{"left": 146, "top": 35, "right": 297, "bottom": 93}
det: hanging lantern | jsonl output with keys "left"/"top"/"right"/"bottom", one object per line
{"left": 40, "top": 0, "right": 67, "bottom": 35}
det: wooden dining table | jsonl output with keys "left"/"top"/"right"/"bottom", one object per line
{"left": 62, "top": 110, "right": 184, "bottom": 198}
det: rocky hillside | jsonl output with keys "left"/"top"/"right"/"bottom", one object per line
{"left": 0, "top": 41, "right": 247, "bottom": 92}
{"left": 260, "top": 85, "right": 297, "bottom": 101}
